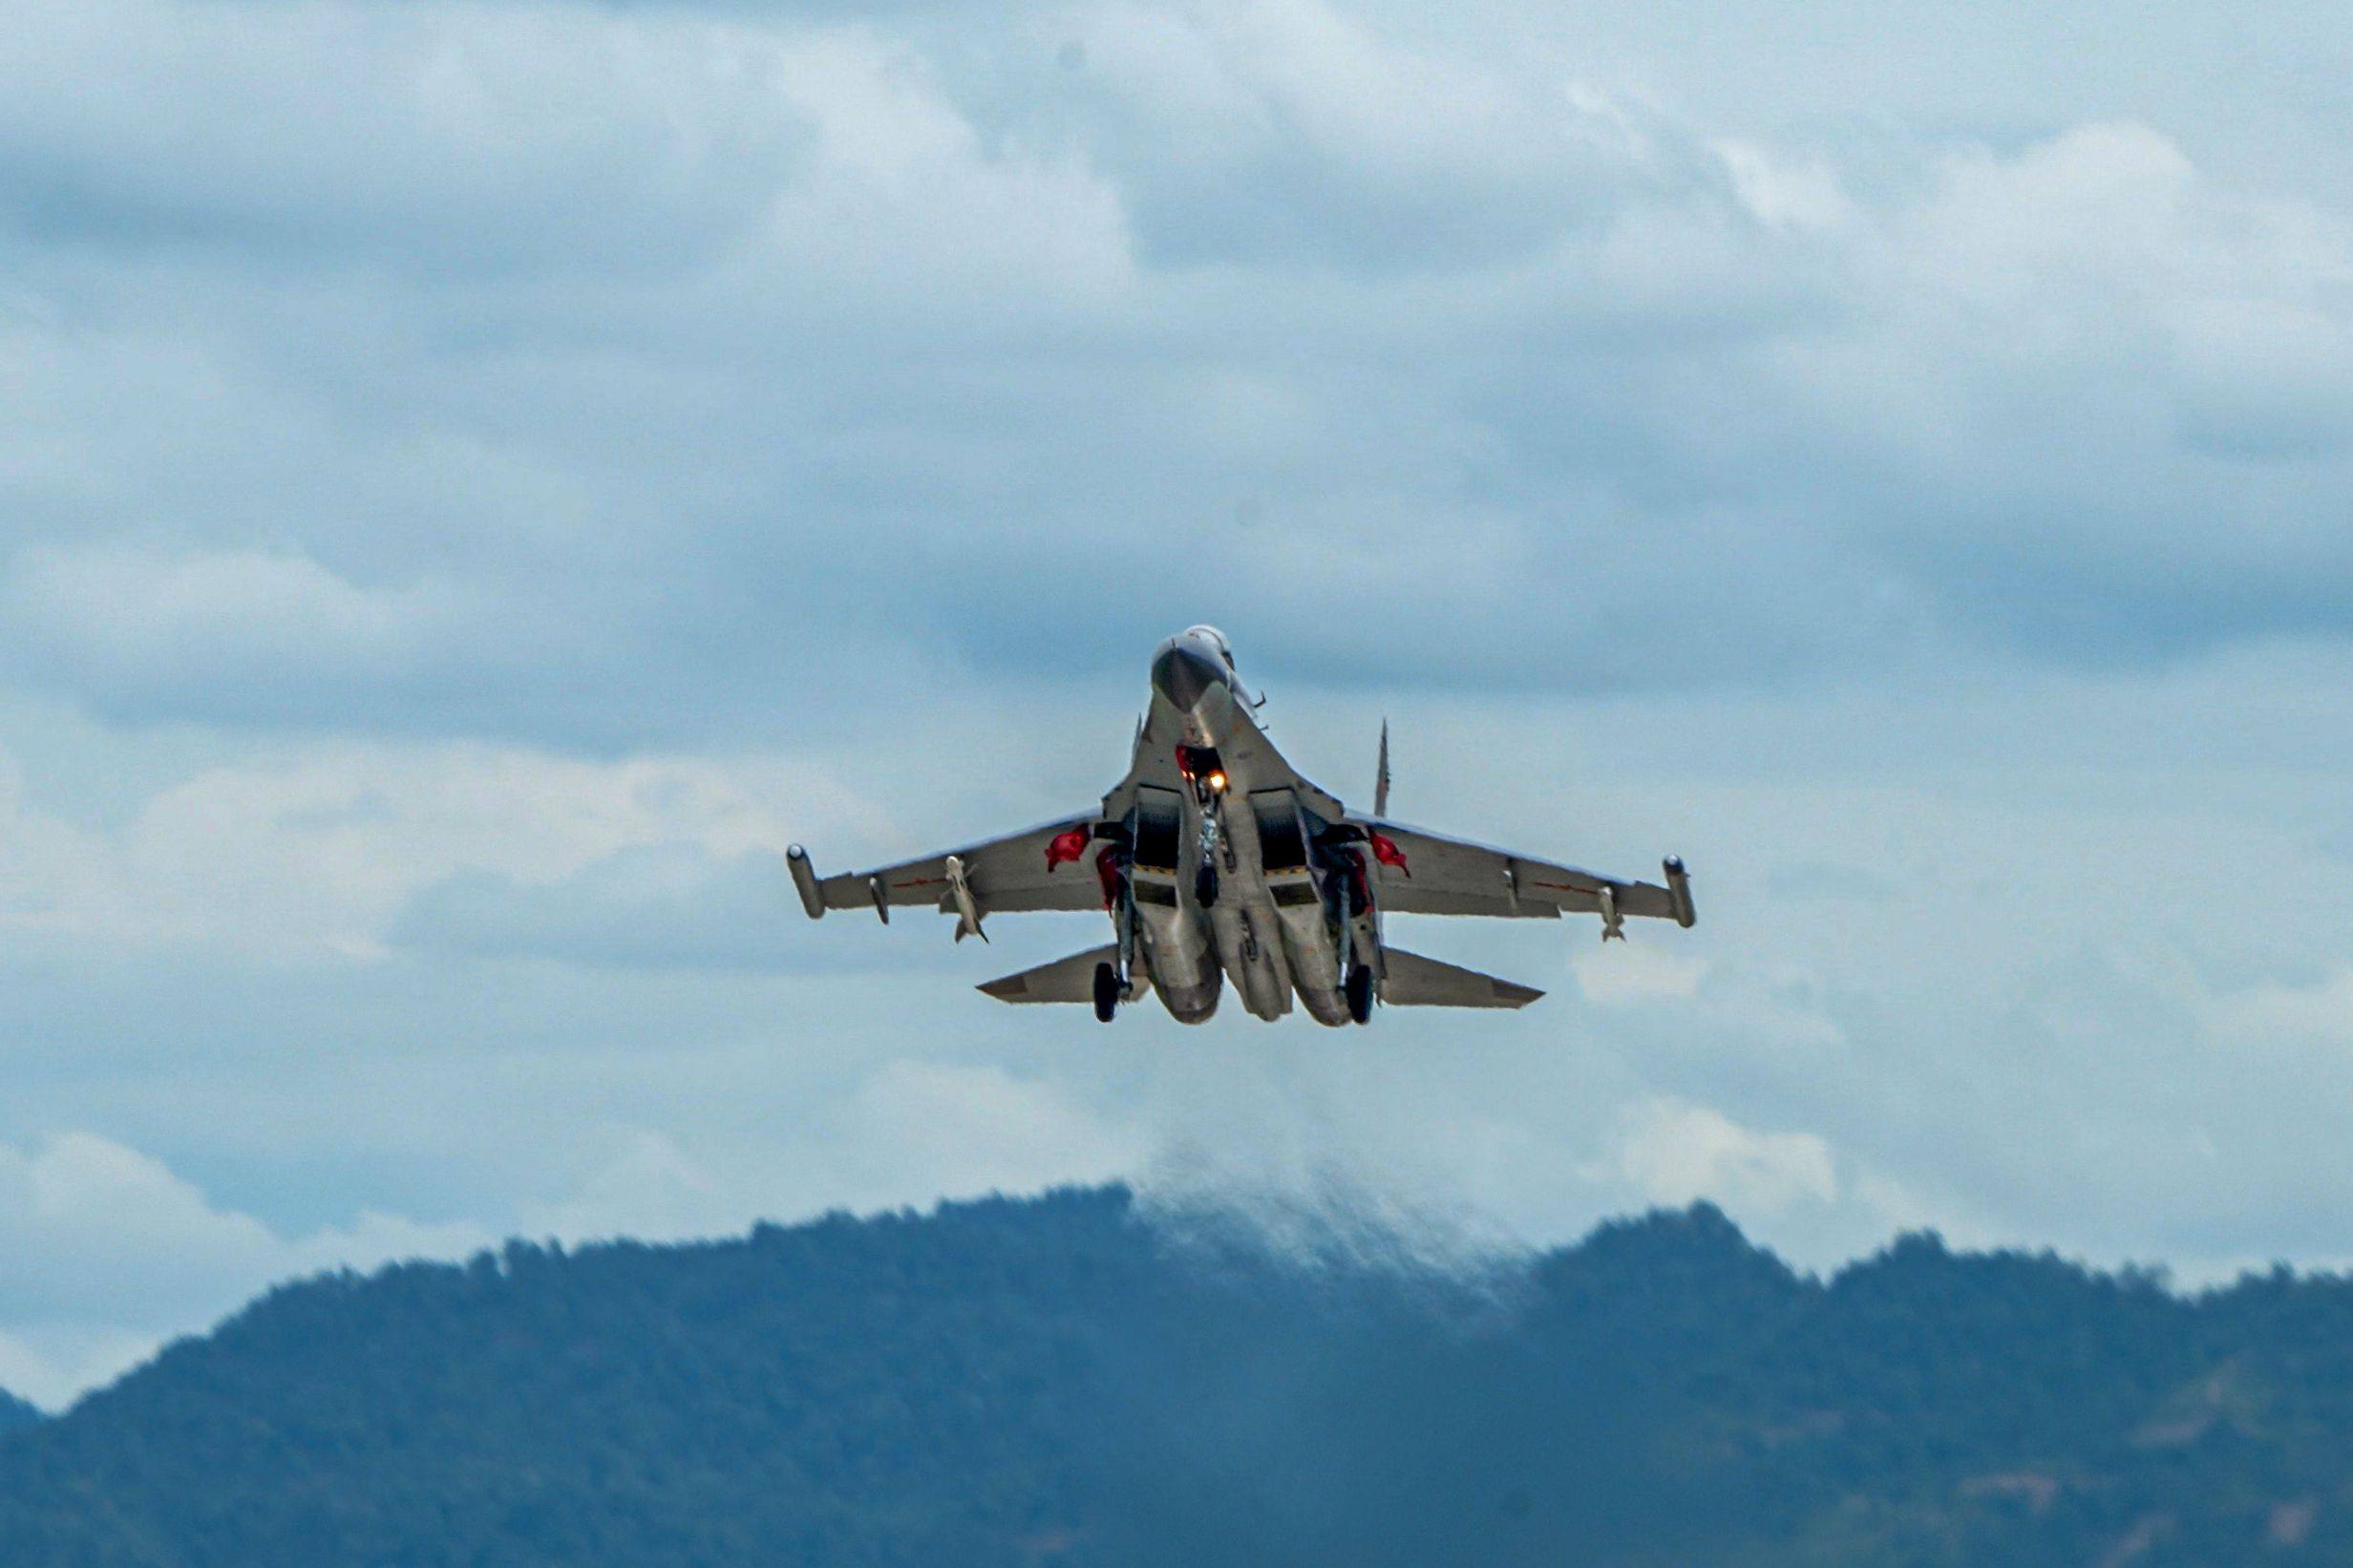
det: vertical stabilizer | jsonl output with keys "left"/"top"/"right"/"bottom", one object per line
{"left": 1374, "top": 720, "right": 1391, "bottom": 816}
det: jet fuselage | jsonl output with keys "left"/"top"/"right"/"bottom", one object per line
{"left": 1116, "top": 626, "right": 1371, "bottom": 1025}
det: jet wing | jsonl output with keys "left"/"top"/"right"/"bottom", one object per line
{"left": 1347, "top": 817, "right": 1695, "bottom": 927}
{"left": 800, "top": 815, "right": 1110, "bottom": 922}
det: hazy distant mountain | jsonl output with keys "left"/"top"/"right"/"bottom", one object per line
{"left": 0, "top": 1186, "right": 2347, "bottom": 1565}
{"left": 0, "top": 1394, "right": 34, "bottom": 1436}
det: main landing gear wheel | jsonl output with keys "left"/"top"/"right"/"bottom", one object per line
{"left": 1345, "top": 964, "right": 1375, "bottom": 1025}
{"left": 1194, "top": 864, "right": 1219, "bottom": 909}
{"left": 1092, "top": 963, "right": 1121, "bottom": 1024}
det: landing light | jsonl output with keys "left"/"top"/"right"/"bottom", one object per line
{"left": 1206, "top": 771, "right": 1228, "bottom": 793}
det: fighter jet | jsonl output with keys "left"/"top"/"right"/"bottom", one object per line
{"left": 789, "top": 626, "right": 1695, "bottom": 1025}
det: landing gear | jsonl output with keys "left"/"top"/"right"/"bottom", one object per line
{"left": 1195, "top": 798, "right": 1228, "bottom": 905}
{"left": 1345, "top": 963, "right": 1375, "bottom": 1025}
{"left": 1092, "top": 962, "right": 1121, "bottom": 1023}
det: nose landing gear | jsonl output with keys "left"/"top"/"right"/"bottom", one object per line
{"left": 1193, "top": 792, "right": 1226, "bottom": 909}
{"left": 1345, "top": 963, "right": 1375, "bottom": 1025}
{"left": 1092, "top": 962, "right": 1121, "bottom": 1024}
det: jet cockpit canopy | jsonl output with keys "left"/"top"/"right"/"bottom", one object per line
{"left": 1185, "top": 625, "right": 1236, "bottom": 672}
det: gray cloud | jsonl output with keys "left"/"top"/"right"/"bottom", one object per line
{"left": 393, "top": 843, "right": 916, "bottom": 971}
{"left": 0, "top": 0, "right": 2348, "bottom": 750}
{"left": 5, "top": 0, "right": 2353, "bottom": 1404}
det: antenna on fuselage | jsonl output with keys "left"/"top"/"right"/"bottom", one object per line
{"left": 1374, "top": 719, "right": 1391, "bottom": 816}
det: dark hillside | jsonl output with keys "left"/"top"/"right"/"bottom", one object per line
{"left": 1, "top": 1187, "right": 2350, "bottom": 1565}
{"left": 0, "top": 1393, "right": 34, "bottom": 1436}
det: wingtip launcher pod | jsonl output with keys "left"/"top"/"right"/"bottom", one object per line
{"left": 1664, "top": 857, "right": 1696, "bottom": 928}
{"left": 787, "top": 845, "right": 825, "bottom": 921}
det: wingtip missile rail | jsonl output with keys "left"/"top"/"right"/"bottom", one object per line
{"left": 1664, "top": 856, "right": 1696, "bottom": 928}
{"left": 787, "top": 844, "right": 825, "bottom": 921}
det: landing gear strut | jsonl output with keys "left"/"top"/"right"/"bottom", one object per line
{"left": 1092, "top": 962, "right": 1121, "bottom": 1024}
{"left": 1195, "top": 797, "right": 1225, "bottom": 908}
{"left": 1345, "top": 963, "right": 1375, "bottom": 1025}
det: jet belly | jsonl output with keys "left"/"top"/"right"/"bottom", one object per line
{"left": 1254, "top": 789, "right": 1350, "bottom": 1028}
{"left": 1122, "top": 644, "right": 1346, "bottom": 1025}
{"left": 1118, "top": 781, "right": 1219, "bottom": 1024}
{"left": 1272, "top": 891, "right": 1350, "bottom": 1027}
{"left": 1135, "top": 886, "right": 1219, "bottom": 1023}
{"left": 1201, "top": 796, "right": 1293, "bottom": 1022}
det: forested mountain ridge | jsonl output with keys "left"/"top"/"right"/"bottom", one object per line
{"left": 0, "top": 1186, "right": 2349, "bottom": 1564}
{"left": 0, "top": 1393, "right": 35, "bottom": 1435}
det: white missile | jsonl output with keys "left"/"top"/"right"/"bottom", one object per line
{"left": 943, "top": 854, "right": 987, "bottom": 943}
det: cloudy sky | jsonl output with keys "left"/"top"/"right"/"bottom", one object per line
{"left": 3, "top": 0, "right": 2351, "bottom": 1405}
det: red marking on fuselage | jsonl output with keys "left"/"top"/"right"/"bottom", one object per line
{"left": 1369, "top": 832, "right": 1410, "bottom": 878}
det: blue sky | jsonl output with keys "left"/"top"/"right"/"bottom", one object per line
{"left": 2, "top": 0, "right": 2351, "bottom": 1405}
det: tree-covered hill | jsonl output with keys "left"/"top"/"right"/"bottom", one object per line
{"left": 0, "top": 1393, "right": 35, "bottom": 1436}
{"left": 0, "top": 1187, "right": 2350, "bottom": 1565}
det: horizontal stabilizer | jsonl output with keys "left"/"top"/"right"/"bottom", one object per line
{"left": 1379, "top": 947, "right": 1542, "bottom": 1009}
{"left": 978, "top": 946, "right": 1139, "bottom": 1006}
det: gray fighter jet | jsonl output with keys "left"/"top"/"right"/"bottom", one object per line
{"left": 790, "top": 626, "right": 1695, "bottom": 1024}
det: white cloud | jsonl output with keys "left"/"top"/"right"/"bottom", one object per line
{"left": 517, "top": 1131, "right": 744, "bottom": 1245}
{"left": 0, "top": 1324, "right": 162, "bottom": 1417}
{"left": 1604, "top": 1098, "right": 1837, "bottom": 1216}
{"left": 3, "top": 3, "right": 2348, "bottom": 742}
{"left": 0, "top": 733, "right": 885, "bottom": 956}
{"left": 1714, "top": 140, "right": 1852, "bottom": 233}
{"left": 510, "top": 1061, "right": 1147, "bottom": 1248}
{"left": 0, "top": 1133, "right": 491, "bottom": 1408}
{"left": 1570, "top": 944, "right": 1708, "bottom": 1005}
{"left": 3, "top": 544, "right": 472, "bottom": 687}
{"left": 0, "top": 0, "right": 810, "bottom": 272}
{"left": 757, "top": 31, "right": 1134, "bottom": 308}
{"left": 835, "top": 1060, "right": 1150, "bottom": 1207}
{"left": 2210, "top": 968, "right": 2353, "bottom": 1049}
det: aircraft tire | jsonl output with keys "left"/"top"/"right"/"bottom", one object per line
{"left": 1194, "top": 865, "right": 1219, "bottom": 909}
{"left": 1345, "top": 964, "right": 1374, "bottom": 1025}
{"left": 1092, "top": 963, "right": 1120, "bottom": 1023}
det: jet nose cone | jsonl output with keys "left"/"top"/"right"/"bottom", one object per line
{"left": 1152, "top": 640, "right": 1226, "bottom": 711}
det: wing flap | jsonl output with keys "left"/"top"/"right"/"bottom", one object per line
{"left": 1374, "top": 889, "right": 1560, "bottom": 920}
{"left": 1378, "top": 948, "right": 1543, "bottom": 1008}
